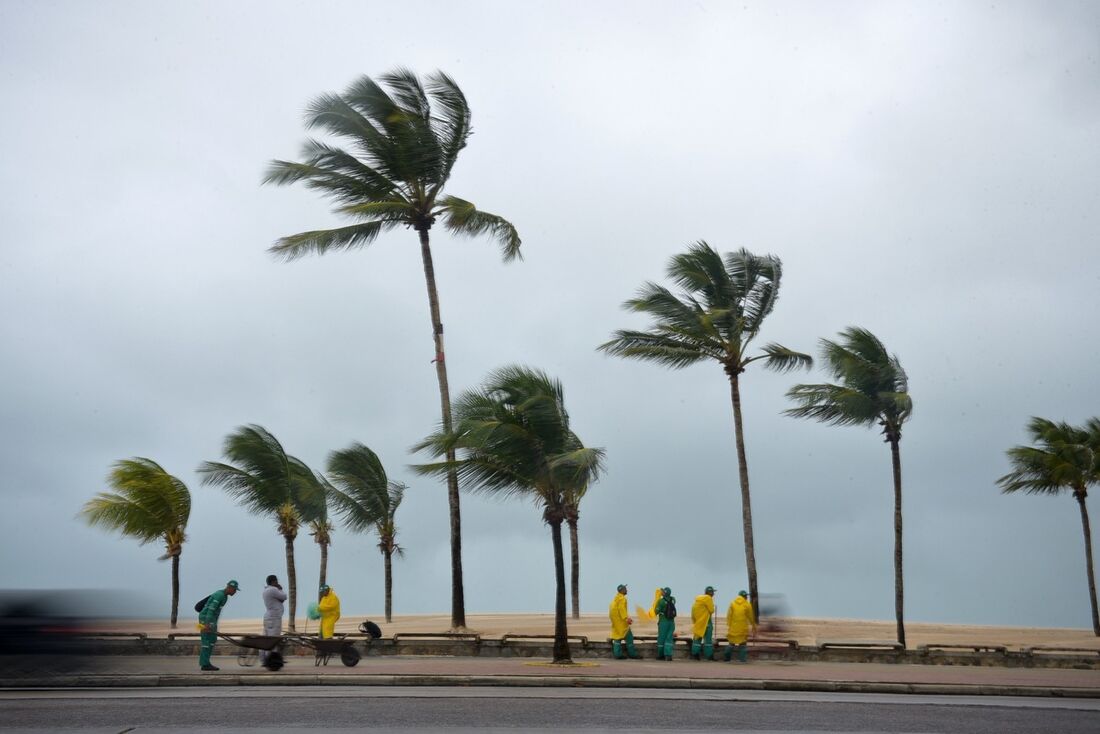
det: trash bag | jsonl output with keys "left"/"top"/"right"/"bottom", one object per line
{"left": 307, "top": 602, "right": 321, "bottom": 621}
{"left": 358, "top": 620, "right": 382, "bottom": 639}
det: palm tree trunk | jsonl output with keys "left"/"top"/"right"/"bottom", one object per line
{"left": 889, "top": 438, "right": 906, "bottom": 648}
{"left": 549, "top": 519, "right": 572, "bottom": 663}
{"left": 318, "top": 541, "right": 328, "bottom": 601}
{"left": 284, "top": 534, "right": 297, "bottom": 632}
{"left": 417, "top": 226, "right": 465, "bottom": 629}
{"left": 727, "top": 371, "right": 760, "bottom": 620}
{"left": 170, "top": 553, "right": 180, "bottom": 629}
{"left": 384, "top": 549, "right": 393, "bottom": 624}
{"left": 1075, "top": 491, "right": 1100, "bottom": 636}
{"left": 568, "top": 518, "right": 580, "bottom": 620}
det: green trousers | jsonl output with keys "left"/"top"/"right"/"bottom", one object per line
{"left": 724, "top": 641, "right": 749, "bottom": 662}
{"left": 612, "top": 629, "right": 639, "bottom": 659}
{"left": 199, "top": 628, "right": 217, "bottom": 668}
{"left": 656, "top": 617, "right": 675, "bottom": 659}
{"left": 691, "top": 619, "right": 714, "bottom": 659}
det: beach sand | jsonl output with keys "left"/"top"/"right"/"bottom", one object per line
{"left": 94, "top": 613, "right": 1100, "bottom": 651}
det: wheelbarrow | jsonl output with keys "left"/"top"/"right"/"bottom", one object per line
{"left": 217, "top": 633, "right": 285, "bottom": 671}
{"left": 288, "top": 633, "right": 360, "bottom": 667}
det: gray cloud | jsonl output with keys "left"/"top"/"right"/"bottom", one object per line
{"left": 1, "top": 0, "right": 1098, "bottom": 629}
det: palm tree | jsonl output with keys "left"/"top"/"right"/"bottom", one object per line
{"left": 197, "top": 425, "right": 324, "bottom": 631}
{"left": 785, "top": 327, "right": 912, "bottom": 646}
{"left": 265, "top": 70, "right": 521, "bottom": 629}
{"left": 308, "top": 483, "right": 334, "bottom": 601}
{"left": 563, "top": 481, "right": 588, "bottom": 620}
{"left": 600, "top": 243, "right": 810, "bottom": 616}
{"left": 413, "top": 366, "right": 605, "bottom": 663}
{"left": 327, "top": 443, "right": 406, "bottom": 623}
{"left": 998, "top": 417, "right": 1100, "bottom": 635}
{"left": 79, "top": 458, "right": 190, "bottom": 628}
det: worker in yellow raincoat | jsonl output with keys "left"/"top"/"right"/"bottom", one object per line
{"left": 318, "top": 584, "right": 341, "bottom": 639}
{"left": 724, "top": 590, "right": 757, "bottom": 663}
{"left": 690, "top": 585, "right": 716, "bottom": 660}
{"left": 608, "top": 584, "right": 640, "bottom": 659}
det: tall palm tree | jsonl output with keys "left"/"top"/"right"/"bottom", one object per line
{"left": 563, "top": 481, "right": 588, "bottom": 620}
{"left": 600, "top": 243, "right": 810, "bottom": 616}
{"left": 998, "top": 417, "right": 1100, "bottom": 636}
{"left": 413, "top": 366, "right": 605, "bottom": 663}
{"left": 197, "top": 425, "right": 324, "bottom": 631}
{"left": 327, "top": 443, "right": 406, "bottom": 623}
{"left": 785, "top": 327, "right": 912, "bottom": 646}
{"left": 265, "top": 70, "right": 521, "bottom": 629}
{"left": 79, "top": 458, "right": 190, "bottom": 628}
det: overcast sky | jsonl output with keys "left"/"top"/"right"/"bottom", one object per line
{"left": 2, "top": 0, "right": 1098, "bottom": 629}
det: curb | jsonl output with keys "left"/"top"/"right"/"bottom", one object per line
{"left": 3, "top": 674, "right": 1098, "bottom": 698}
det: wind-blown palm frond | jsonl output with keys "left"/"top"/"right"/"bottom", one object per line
{"left": 327, "top": 443, "right": 392, "bottom": 533}
{"left": 437, "top": 196, "right": 522, "bottom": 261}
{"left": 80, "top": 458, "right": 190, "bottom": 547}
{"left": 997, "top": 418, "right": 1094, "bottom": 496}
{"left": 786, "top": 327, "right": 911, "bottom": 438}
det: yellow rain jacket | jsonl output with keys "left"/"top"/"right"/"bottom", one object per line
{"left": 608, "top": 592, "right": 630, "bottom": 639}
{"left": 726, "top": 596, "right": 757, "bottom": 644}
{"left": 690, "top": 594, "right": 715, "bottom": 638}
{"left": 318, "top": 588, "right": 341, "bottom": 639}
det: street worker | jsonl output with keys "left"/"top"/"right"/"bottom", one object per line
{"left": 690, "top": 585, "right": 717, "bottom": 660}
{"left": 198, "top": 579, "right": 239, "bottom": 671}
{"left": 318, "top": 584, "right": 341, "bottom": 639}
{"left": 655, "top": 587, "right": 677, "bottom": 661}
{"left": 608, "top": 583, "right": 640, "bottom": 659}
{"left": 260, "top": 574, "right": 287, "bottom": 664}
{"left": 724, "top": 590, "right": 758, "bottom": 663}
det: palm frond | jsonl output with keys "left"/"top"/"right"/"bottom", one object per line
{"left": 748, "top": 343, "right": 813, "bottom": 373}
{"left": 784, "top": 383, "right": 880, "bottom": 427}
{"left": 79, "top": 458, "right": 190, "bottom": 548}
{"left": 436, "top": 196, "right": 521, "bottom": 261}
{"left": 269, "top": 221, "right": 398, "bottom": 261}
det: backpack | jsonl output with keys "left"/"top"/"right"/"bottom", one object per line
{"left": 193, "top": 594, "right": 211, "bottom": 613}
{"left": 664, "top": 597, "right": 677, "bottom": 619}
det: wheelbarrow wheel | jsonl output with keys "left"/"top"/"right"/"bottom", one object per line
{"left": 264, "top": 651, "right": 284, "bottom": 671}
{"left": 340, "top": 646, "right": 360, "bottom": 667}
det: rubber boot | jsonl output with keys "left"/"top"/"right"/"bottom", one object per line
{"left": 612, "top": 639, "right": 624, "bottom": 659}
{"left": 723, "top": 644, "right": 733, "bottom": 662}
{"left": 625, "top": 630, "right": 641, "bottom": 659}
{"left": 738, "top": 643, "right": 749, "bottom": 663}
{"left": 691, "top": 638, "right": 702, "bottom": 660}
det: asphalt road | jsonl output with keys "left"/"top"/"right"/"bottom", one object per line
{"left": 1, "top": 687, "right": 1098, "bottom": 732}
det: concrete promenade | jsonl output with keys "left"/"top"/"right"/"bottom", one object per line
{"left": 4, "top": 653, "right": 1099, "bottom": 697}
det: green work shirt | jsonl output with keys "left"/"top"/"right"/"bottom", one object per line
{"left": 199, "top": 590, "right": 229, "bottom": 627}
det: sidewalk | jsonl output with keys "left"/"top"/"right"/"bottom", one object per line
{"left": 4, "top": 654, "right": 1099, "bottom": 697}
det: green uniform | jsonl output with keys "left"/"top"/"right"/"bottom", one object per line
{"left": 198, "top": 590, "right": 229, "bottom": 669}
{"left": 655, "top": 591, "right": 676, "bottom": 661}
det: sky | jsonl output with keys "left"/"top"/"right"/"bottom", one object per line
{"left": 1, "top": 0, "right": 1098, "bottom": 629}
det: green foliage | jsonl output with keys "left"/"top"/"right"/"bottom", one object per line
{"left": 79, "top": 458, "right": 190, "bottom": 554}
{"left": 785, "top": 327, "right": 911, "bottom": 440}
{"left": 599, "top": 242, "right": 811, "bottom": 374}
{"left": 197, "top": 425, "right": 325, "bottom": 535}
{"left": 326, "top": 442, "right": 406, "bottom": 555}
{"left": 265, "top": 69, "right": 519, "bottom": 260}
{"left": 412, "top": 365, "right": 604, "bottom": 519}
{"left": 998, "top": 417, "right": 1099, "bottom": 496}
